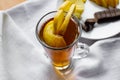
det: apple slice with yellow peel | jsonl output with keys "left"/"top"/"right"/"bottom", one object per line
{"left": 60, "top": 0, "right": 85, "bottom": 19}
{"left": 108, "top": 0, "right": 119, "bottom": 7}
{"left": 71, "top": 0, "right": 84, "bottom": 19}
{"left": 90, "top": 0, "right": 100, "bottom": 5}
{"left": 115, "top": 0, "right": 119, "bottom": 6}
{"left": 74, "top": 0, "right": 84, "bottom": 19}
{"left": 59, "top": 1, "right": 73, "bottom": 12}
{"left": 90, "top": 0, "right": 119, "bottom": 8}
{"left": 111, "top": 0, "right": 119, "bottom": 7}
{"left": 101, "top": 0, "right": 107, "bottom": 7}
{"left": 69, "top": 0, "right": 86, "bottom": 3}
{"left": 54, "top": 10, "right": 65, "bottom": 34}
{"left": 74, "top": 4, "right": 84, "bottom": 18}
{"left": 90, "top": 0, "right": 103, "bottom": 7}
{"left": 67, "top": 0, "right": 76, "bottom": 3}
{"left": 43, "top": 20, "right": 66, "bottom": 47}
{"left": 114, "top": 0, "right": 118, "bottom": 7}
{"left": 90, "top": 0, "right": 96, "bottom": 3}
{"left": 58, "top": 4, "right": 76, "bottom": 35}
{"left": 82, "top": 0, "right": 86, "bottom": 3}
{"left": 94, "top": 0, "right": 101, "bottom": 5}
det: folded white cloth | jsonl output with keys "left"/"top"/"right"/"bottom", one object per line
{"left": 73, "top": 38, "right": 120, "bottom": 80}
{"left": 0, "top": 0, "right": 120, "bottom": 80}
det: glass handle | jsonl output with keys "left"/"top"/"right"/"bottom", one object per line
{"left": 73, "top": 42, "right": 89, "bottom": 59}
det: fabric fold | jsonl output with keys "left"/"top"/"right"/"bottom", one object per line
{"left": 0, "top": 0, "right": 120, "bottom": 80}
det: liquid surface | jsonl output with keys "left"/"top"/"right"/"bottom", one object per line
{"left": 39, "top": 18, "right": 79, "bottom": 47}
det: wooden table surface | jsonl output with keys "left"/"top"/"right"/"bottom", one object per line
{"left": 0, "top": 0, "right": 25, "bottom": 10}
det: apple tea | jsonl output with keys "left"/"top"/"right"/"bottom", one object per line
{"left": 38, "top": 17, "right": 80, "bottom": 69}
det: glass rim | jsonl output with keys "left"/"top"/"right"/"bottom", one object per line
{"left": 35, "top": 11, "right": 82, "bottom": 50}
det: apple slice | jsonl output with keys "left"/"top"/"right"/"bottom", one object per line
{"left": 115, "top": 0, "right": 119, "bottom": 6}
{"left": 67, "top": 0, "right": 76, "bottom": 3}
{"left": 74, "top": 4, "right": 84, "bottom": 19}
{"left": 74, "top": 0, "right": 84, "bottom": 19}
{"left": 43, "top": 20, "right": 66, "bottom": 47}
{"left": 58, "top": 4, "right": 76, "bottom": 35}
{"left": 59, "top": 0, "right": 73, "bottom": 12}
{"left": 82, "top": 0, "right": 86, "bottom": 3}
{"left": 54, "top": 10, "right": 65, "bottom": 34}
{"left": 94, "top": 0, "right": 101, "bottom": 5}
{"left": 108, "top": 0, "right": 115, "bottom": 7}
{"left": 101, "top": 0, "right": 107, "bottom": 7}
{"left": 90, "top": 0, "right": 95, "bottom": 2}
{"left": 114, "top": 0, "right": 118, "bottom": 7}
{"left": 90, "top": 0, "right": 119, "bottom": 8}
{"left": 108, "top": 0, "right": 119, "bottom": 7}
{"left": 59, "top": 0, "right": 85, "bottom": 19}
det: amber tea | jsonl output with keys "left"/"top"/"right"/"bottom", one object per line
{"left": 38, "top": 17, "right": 80, "bottom": 69}
{"left": 35, "top": 11, "right": 89, "bottom": 72}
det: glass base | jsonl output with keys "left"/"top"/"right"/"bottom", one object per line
{"left": 54, "top": 62, "right": 74, "bottom": 75}
{"left": 55, "top": 65, "right": 69, "bottom": 70}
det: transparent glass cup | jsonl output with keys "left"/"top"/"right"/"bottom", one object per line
{"left": 36, "top": 11, "right": 89, "bottom": 73}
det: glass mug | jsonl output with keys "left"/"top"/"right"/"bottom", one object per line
{"left": 36, "top": 11, "right": 89, "bottom": 73}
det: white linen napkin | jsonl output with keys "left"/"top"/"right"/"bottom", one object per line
{"left": 72, "top": 38, "right": 120, "bottom": 80}
{"left": 0, "top": 0, "right": 120, "bottom": 80}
